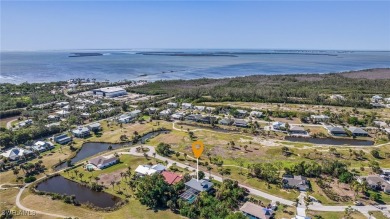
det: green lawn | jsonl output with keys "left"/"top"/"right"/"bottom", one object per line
{"left": 307, "top": 210, "right": 366, "bottom": 219}
{"left": 369, "top": 211, "right": 388, "bottom": 219}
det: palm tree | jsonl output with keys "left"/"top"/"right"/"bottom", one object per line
{"left": 184, "top": 153, "right": 187, "bottom": 160}
{"left": 110, "top": 181, "right": 115, "bottom": 189}
{"left": 79, "top": 173, "right": 84, "bottom": 181}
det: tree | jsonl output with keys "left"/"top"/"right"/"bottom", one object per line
{"left": 198, "top": 171, "right": 205, "bottom": 180}
{"left": 156, "top": 143, "right": 172, "bottom": 156}
{"left": 371, "top": 149, "right": 381, "bottom": 159}
{"left": 225, "top": 212, "right": 247, "bottom": 219}
{"left": 135, "top": 174, "right": 174, "bottom": 209}
{"left": 175, "top": 152, "right": 180, "bottom": 159}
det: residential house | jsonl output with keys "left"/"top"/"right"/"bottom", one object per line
{"left": 374, "top": 121, "right": 388, "bottom": 128}
{"left": 182, "top": 103, "right": 193, "bottom": 110}
{"left": 88, "top": 154, "right": 118, "bottom": 169}
{"left": 162, "top": 171, "right": 183, "bottom": 185}
{"left": 272, "top": 121, "right": 286, "bottom": 130}
{"left": 135, "top": 164, "right": 166, "bottom": 176}
{"left": 185, "top": 114, "right": 202, "bottom": 122}
{"left": 171, "top": 112, "right": 185, "bottom": 120}
{"left": 236, "top": 109, "right": 248, "bottom": 118}
{"left": 289, "top": 126, "right": 308, "bottom": 136}
{"left": 47, "top": 115, "right": 60, "bottom": 121}
{"left": 310, "top": 115, "right": 330, "bottom": 123}
{"left": 205, "top": 107, "right": 215, "bottom": 113}
{"left": 72, "top": 127, "right": 91, "bottom": 138}
{"left": 219, "top": 118, "right": 233, "bottom": 126}
{"left": 240, "top": 202, "right": 274, "bottom": 219}
{"left": 199, "top": 116, "right": 216, "bottom": 124}
{"left": 87, "top": 122, "right": 102, "bottom": 132}
{"left": 325, "top": 126, "right": 347, "bottom": 136}
{"left": 282, "top": 175, "right": 309, "bottom": 191}
{"left": 81, "top": 112, "right": 91, "bottom": 118}
{"left": 167, "top": 102, "right": 178, "bottom": 108}
{"left": 348, "top": 127, "right": 369, "bottom": 137}
{"left": 194, "top": 106, "right": 205, "bottom": 111}
{"left": 53, "top": 134, "right": 72, "bottom": 145}
{"left": 18, "top": 119, "right": 33, "bottom": 128}
{"left": 330, "top": 94, "right": 345, "bottom": 100}
{"left": 250, "top": 111, "right": 263, "bottom": 118}
{"left": 56, "top": 101, "right": 69, "bottom": 107}
{"left": 180, "top": 178, "right": 214, "bottom": 203}
{"left": 159, "top": 109, "right": 172, "bottom": 118}
{"left": 1, "top": 147, "right": 34, "bottom": 161}
{"left": 55, "top": 110, "right": 70, "bottom": 118}
{"left": 118, "top": 114, "right": 133, "bottom": 123}
{"left": 233, "top": 119, "right": 249, "bottom": 127}
{"left": 28, "top": 141, "right": 54, "bottom": 152}
{"left": 372, "top": 95, "right": 383, "bottom": 103}
{"left": 145, "top": 107, "right": 158, "bottom": 115}
{"left": 358, "top": 175, "right": 390, "bottom": 194}
{"left": 129, "top": 110, "right": 142, "bottom": 118}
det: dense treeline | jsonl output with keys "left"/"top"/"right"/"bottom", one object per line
{"left": 130, "top": 70, "right": 390, "bottom": 108}
{"left": 0, "top": 124, "right": 66, "bottom": 147}
{"left": 0, "top": 109, "right": 23, "bottom": 118}
{"left": 0, "top": 82, "right": 67, "bottom": 111}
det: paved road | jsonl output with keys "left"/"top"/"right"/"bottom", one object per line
{"left": 125, "top": 145, "right": 390, "bottom": 216}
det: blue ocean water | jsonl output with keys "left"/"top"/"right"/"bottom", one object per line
{"left": 0, "top": 50, "right": 389, "bottom": 84}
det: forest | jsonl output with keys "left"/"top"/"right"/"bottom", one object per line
{"left": 129, "top": 69, "right": 390, "bottom": 108}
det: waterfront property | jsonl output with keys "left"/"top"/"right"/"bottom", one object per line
{"left": 180, "top": 178, "right": 214, "bottom": 203}
{"left": 53, "top": 133, "right": 72, "bottom": 145}
{"left": 325, "top": 126, "right": 347, "bottom": 136}
{"left": 289, "top": 126, "right": 308, "bottom": 136}
{"left": 348, "top": 127, "right": 369, "bottom": 137}
{"left": 88, "top": 154, "right": 118, "bottom": 169}
{"left": 282, "top": 175, "right": 309, "bottom": 191}
{"left": 93, "top": 86, "right": 127, "bottom": 98}
{"left": 239, "top": 201, "right": 274, "bottom": 219}
{"left": 72, "top": 127, "right": 91, "bottom": 138}
{"left": 218, "top": 118, "right": 233, "bottom": 126}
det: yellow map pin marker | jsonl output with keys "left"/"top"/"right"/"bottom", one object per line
{"left": 191, "top": 140, "right": 204, "bottom": 159}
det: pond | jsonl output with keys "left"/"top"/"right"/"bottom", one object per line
{"left": 285, "top": 136, "right": 374, "bottom": 146}
{"left": 55, "top": 130, "right": 169, "bottom": 170}
{"left": 36, "top": 176, "right": 121, "bottom": 208}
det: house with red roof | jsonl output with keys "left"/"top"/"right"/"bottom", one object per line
{"left": 162, "top": 171, "right": 183, "bottom": 185}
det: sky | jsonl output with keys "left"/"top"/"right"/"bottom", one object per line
{"left": 1, "top": 1, "right": 390, "bottom": 51}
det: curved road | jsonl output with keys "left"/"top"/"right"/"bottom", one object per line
{"left": 124, "top": 145, "right": 390, "bottom": 215}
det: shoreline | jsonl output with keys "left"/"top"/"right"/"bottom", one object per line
{"left": 1, "top": 68, "right": 389, "bottom": 85}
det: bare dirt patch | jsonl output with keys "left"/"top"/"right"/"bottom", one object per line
{"left": 97, "top": 169, "right": 123, "bottom": 186}
{"left": 341, "top": 68, "right": 390, "bottom": 80}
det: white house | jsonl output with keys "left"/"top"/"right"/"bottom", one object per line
{"left": 1, "top": 147, "right": 33, "bottom": 161}
{"left": 28, "top": 141, "right": 54, "bottom": 152}
{"left": 167, "top": 102, "right": 178, "bottom": 108}
{"left": 93, "top": 87, "right": 127, "bottom": 98}
{"left": 135, "top": 164, "right": 166, "bottom": 176}
{"left": 182, "top": 103, "right": 193, "bottom": 110}
{"left": 272, "top": 121, "right": 286, "bottom": 130}
{"left": 159, "top": 109, "right": 172, "bottom": 117}
{"left": 72, "top": 127, "right": 91, "bottom": 138}
{"left": 310, "top": 115, "right": 330, "bottom": 123}
{"left": 55, "top": 110, "right": 70, "bottom": 118}
{"left": 330, "top": 94, "right": 345, "bottom": 100}
{"left": 171, "top": 112, "right": 185, "bottom": 120}
{"left": 118, "top": 114, "right": 134, "bottom": 123}
{"left": 194, "top": 106, "right": 205, "bottom": 111}
{"left": 372, "top": 95, "right": 383, "bottom": 103}
{"left": 250, "top": 111, "right": 263, "bottom": 118}
{"left": 88, "top": 154, "right": 118, "bottom": 169}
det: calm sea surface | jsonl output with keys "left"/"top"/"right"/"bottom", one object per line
{"left": 1, "top": 50, "right": 389, "bottom": 84}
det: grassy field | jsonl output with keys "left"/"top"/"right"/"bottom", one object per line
{"left": 369, "top": 211, "right": 388, "bottom": 219}
{"left": 18, "top": 154, "right": 183, "bottom": 219}
{"left": 307, "top": 210, "right": 367, "bottom": 219}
